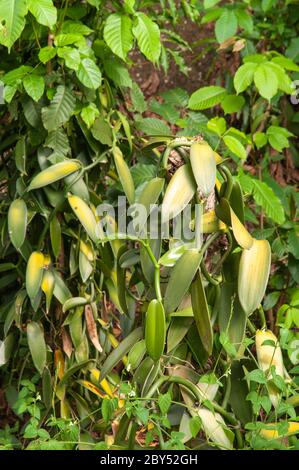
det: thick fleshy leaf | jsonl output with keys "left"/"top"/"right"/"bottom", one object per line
{"left": 145, "top": 299, "right": 166, "bottom": 361}
{"left": 164, "top": 249, "right": 202, "bottom": 314}
{"left": 50, "top": 214, "right": 61, "bottom": 258}
{"left": 41, "top": 270, "right": 55, "bottom": 313}
{"left": 27, "top": 322, "right": 47, "bottom": 375}
{"left": 62, "top": 297, "right": 88, "bottom": 313}
{"left": 191, "top": 271, "right": 213, "bottom": 355}
{"left": 197, "top": 408, "right": 233, "bottom": 450}
{"left": 26, "top": 251, "right": 44, "bottom": 301}
{"left": 229, "top": 361, "right": 253, "bottom": 425}
{"left": 238, "top": 239, "right": 271, "bottom": 314}
{"left": 68, "top": 194, "right": 99, "bottom": 243}
{"left": 218, "top": 282, "right": 247, "bottom": 353}
{"left": 29, "top": 160, "right": 81, "bottom": 191}
{"left": 137, "top": 177, "right": 164, "bottom": 216}
{"left": 167, "top": 317, "right": 193, "bottom": 353}
{"left": 100, "top": 327, "right": 143, "bottom": 381}
{"left": 113, "top": 146, "right": 135, "bottom": 204}
{"left": 8, "top": 199, "right": 27, "bottom": 250}
{"left": 216, "top": 198, "right": 253, "bottom": 249}
{"left": 190, "top": 142, "right": 216, "bottom": 196}
{"left": 161, "top": 164, "right": 196, "bottom": 223}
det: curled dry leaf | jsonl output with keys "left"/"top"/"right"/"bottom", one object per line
{"left": 84, "top": 304, "right": 103, "bottom": 353}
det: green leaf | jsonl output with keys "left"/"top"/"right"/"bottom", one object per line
{"left": 38, "top": 46, "right": 56, "bottom": 64}
{"left": 102, "top": 397, "right": 118, "bottom": 422}
{"left": 234, "top": 62, "right": 257, "bottom": 94}
{"left": 76, "top": 58, "right": 102, "bottom": 89}
{"left": 190, "top": 142, "right": 216, "bottom": 195}
{"left": 223, "top": 135, "right": 247, "bottom": 159}
{"left": 161, "top": 164, "right": 196, "bottom": 222}
{"left": 27, "top": 0, "right": 57, "bottom": 28}
{"left": 246, "top": 368, "right": 267, "bottom": 384}
{"left": 27, "top": 322, "right": 47, "bottom": 375}
{"left": 130, "top": 82, "right": 147, "bottom": 113}
{"left": 145, "top": 299, "right": 166, "bottom": 362}
{"left": 167, "top": 317, "right": 193, "bottom": 352}
{"left": 221, "top": 94, "right": 245, "bottom": 114}
{"left": 104, "top": 59, "right": 132, "bottom": 88}
{"left": 103, "top": 13, "right": 133, "bottom": 61}
{"left": 45, "top": 128, "right": 70, "bottom": 155}
{"left": 23, "top": 75, "right": 45, "bottom": 102}
{"left": 54, "top": 33, "right": 83, "bottom": 47}
{"left": 263, "top": 291, "right": 280, "bottom": 310}
{"left": 251, "top": 179, "right": 285, "bottom": 224}
{"left": 219, "top": 331, "right": 237, "bottom": 357}
{"left": 272, "top": 56, "right": 299, "bottom": 72}
{"left": 113, "top": 146, "right": 135, "bottom": 204}
{"left": 254, "top": 63, "right": 278, "bottom": 101}
{"left": 8, "top": 199, "right": 27, "bottom": 250}
{"left": 42, "top": 85, "right": 76, "bottom": 131}
{"left": 204, "top": 0, "right": 221, "bottom": 7}
{"left": 80, "top": 103, "right": 100, "bottom": 129}
{"left": 188, "top": 86, "right": 227, "bottom": 110}
{"left": 191, "top": 271, "right": 213, "bottom": 355}
{"left": 236, "top": 9, "right": 253, "bottom": 34}
{"left": 137, "top": 177, "right": 164, "bottom": 217}
{"left": 189, "top": 416, "right": 202, "bottom": 438}
{"left": 238, "top": 239, "right": 271, "bottom": 314}
{"left": 132, "top": 13, "right": 161, "bottom": 63}
{"left": 100, "top": 327, "right": 143, "bottom": 381}
{"left": 50, "top": 214, "right": 61, "bottom": 258}
{"left": 207, "top": 117, "right": 226, "bottom": 136}
{"left": 215, "top": 9, "right": 238, "bottom": 43}
{"left": 266, "top": 125, "right": 293, "bottom": 152}
{"left": 57, "top": 47, "right": 81, "bottom": 71}
{"left": 253, "top": 131, "right": 267, "bottom": 149}
{"left": 288, "top": 230, "right": 299, "bottom": 259}
{"left": 135, "top": 117, "right": 171, "bottom": 136}
{"left": 0, "top": 0, "right": 28, "bottom": 50}
{"left": 266, "top": 62, "right": 293, "bottom": 94}
{"left": 158, "top": 392, "right": 172, "bottom": 414}
{"left": 91, "top": 117, "right": 113, "bottom": 146}
{"left": 164, "top": 249, "right": 202, "bottom": 314}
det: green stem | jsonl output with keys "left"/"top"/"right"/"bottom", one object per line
{"left": 200, "top": 259, "right": 219, "bottom": 285}
{"left": 219, "top": 165, "right": 233, "bottom": 200}
{"left": 162, "top": 140, "right": 193, "bottom": 169}
{"left": 145, "top": 375, "right": 239, "bottom": 427}
{"left": 258, "top": 305, "right": 267, "bottom": 329}
{"left": 201, "top": 231, "right": 221, "bottom": 255}
{"left": 143, "top": 240, "right": 162, "bottom": 302}
{"left": 64, "top": 151, "right": 109, "bottom": 193}
{"left": 37, "top": 206, "right": 60, "bottom": 250}
{"left": 247, "top": 318, "right": 257, "bottom": 335}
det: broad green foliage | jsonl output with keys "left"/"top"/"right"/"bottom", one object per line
{"left": 0, "top": 0, "right": 298, "bottom": 452}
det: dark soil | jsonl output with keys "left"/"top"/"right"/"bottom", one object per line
{"left": 130, "top": 19, "right": 216, "bottom": 98}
